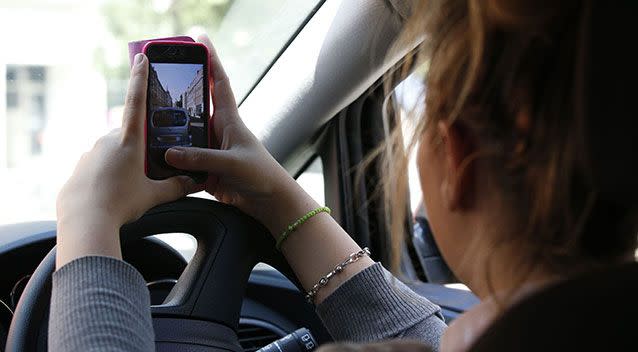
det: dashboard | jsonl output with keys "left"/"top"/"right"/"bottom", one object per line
{"left": 0, "top": 222, "right": 331, "bottom": 351}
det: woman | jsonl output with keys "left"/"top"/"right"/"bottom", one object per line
{"left": 50, "top": 1, "right": 637, "bottom": 351}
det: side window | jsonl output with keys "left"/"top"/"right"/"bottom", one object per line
{"left": 4, "top": 64, "right": 48, "bottom": 168}
{"left": 394, "top": 67, "right": 469, "bottom": 290}
{"left": 296, "top": 157, "right": 325, "bottom": 205}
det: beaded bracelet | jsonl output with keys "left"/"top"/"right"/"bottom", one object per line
{"left": 305, "top": 247, "right": 371, "bottom": 304}
{"left": 275, "top": 206, "right": 331, "bottom": 251}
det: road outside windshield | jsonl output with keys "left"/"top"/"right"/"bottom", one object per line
{"left": 0, "top": 0, "right": 319, "bottom": 229}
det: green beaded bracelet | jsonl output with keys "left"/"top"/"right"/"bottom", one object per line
{"left": 276, "top": 206, "right": 331, "bottom": 251}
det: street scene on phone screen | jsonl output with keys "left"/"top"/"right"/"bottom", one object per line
{"left": 147, "top": 63, "right": 206, "bottom": 177}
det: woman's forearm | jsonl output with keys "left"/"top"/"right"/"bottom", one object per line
{"left": 256, "top": 176, "right": 374, "bottom": 304}
{"left": 50, "top": 256, "right": 155, "bottom": 352}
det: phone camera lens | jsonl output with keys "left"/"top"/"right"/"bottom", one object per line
{"left": 163, "top": 46, "right": 184, "bottom": 58}
{"left": 166, "top": 47, "right": 178, "bottom": 56}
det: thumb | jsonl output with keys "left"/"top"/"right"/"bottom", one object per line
{"left": 150, "top": 176, "right": 199, "bottom": 205}
{"left": 165, "top": 146, "right": 236, "bottom": 174}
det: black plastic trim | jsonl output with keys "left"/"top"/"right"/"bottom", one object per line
{"left": 239, "top": 317, "right": 287, "bottom": 338}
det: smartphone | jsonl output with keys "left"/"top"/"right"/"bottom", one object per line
{"left": 143, "top": 41, "right": 210, "bottom": 181}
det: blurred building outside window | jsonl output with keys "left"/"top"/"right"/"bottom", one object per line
{"left": 0, "top": 0, "right": 319, "bottom": 226}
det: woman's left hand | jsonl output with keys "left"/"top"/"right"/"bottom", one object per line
{"left": 55, "top": 53, "right": 198, "bottom": 269}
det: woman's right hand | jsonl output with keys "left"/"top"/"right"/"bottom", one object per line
{"left": 165, "top": 34, "right": 319, "bottom": 235}
{"left": 169, "top": 35, "right": 373, "bottom": 300}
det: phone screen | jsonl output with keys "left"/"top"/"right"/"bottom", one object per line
{"left": 145, "top": 44, "right": 209, "bottom": 181}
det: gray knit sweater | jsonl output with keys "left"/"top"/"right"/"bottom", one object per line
{"left": 49, "top": 257, "right": 446, "bottom": 351}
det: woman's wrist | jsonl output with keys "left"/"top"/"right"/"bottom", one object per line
{"left": 252, "top": 175, "right": 321, "bottom": 238}
{"left": 56, "top": 214, "right": 123, "bottom": 269}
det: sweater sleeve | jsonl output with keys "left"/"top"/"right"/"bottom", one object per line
{"left": 316, "top": 263, "right": 446, "bottom": 351}
{"left": 49, "top": 256, "right": 155, "bottom": 352}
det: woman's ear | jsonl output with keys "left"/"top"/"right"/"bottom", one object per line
{"left": 437, "top": 121, "right": 475, "bottom": 211}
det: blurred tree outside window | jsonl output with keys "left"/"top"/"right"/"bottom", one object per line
{"left": 99, "top": 0, "right": 235, "bottom": 109}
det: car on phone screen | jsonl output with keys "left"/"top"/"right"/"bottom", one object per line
{"left": 149, "top": 107, "right": 192, "bottom": 155}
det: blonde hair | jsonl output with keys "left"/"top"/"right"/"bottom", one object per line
{"left": 378, "top": 0, "right": 638, "bottom": 281}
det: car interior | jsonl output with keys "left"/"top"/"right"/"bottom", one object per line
{"left": 2, "top": 0, "right": 635, "bottom": 351}
{"left": 0, "top": 1, "right": 481, "bottom": 350}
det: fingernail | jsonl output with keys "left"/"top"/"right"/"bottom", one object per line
{"left": 183, "top": 175, "right": 196, "bottom": 186}
{"left": 134, "top": 53, "right": 144, "bottom": 67}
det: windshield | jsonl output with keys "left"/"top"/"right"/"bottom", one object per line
{"left": 0, "top": 0, "right": 320, "bottom": 225}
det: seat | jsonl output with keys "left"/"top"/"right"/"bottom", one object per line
{"left": 469, "top": 262, "right": 638, "bottom": 351}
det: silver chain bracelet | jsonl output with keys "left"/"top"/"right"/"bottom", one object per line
{"left": 305, "top": 247, "right": 371, "bottom": 304}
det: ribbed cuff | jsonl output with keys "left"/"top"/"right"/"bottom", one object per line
{"left": 316, "top": 263, "right": 442, "bottom": 342}
{"left": 50, "top": 256, "right": 155, "bottom": 352}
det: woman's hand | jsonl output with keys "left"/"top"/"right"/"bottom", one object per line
{"left": 165, "top": 35, "right": 318, "bottom": 235}
{"left": 56, "top": 53, "right": 197, "bottom": 269}
{"left": 166, "top": 35, "right": 373, "bottom": 302}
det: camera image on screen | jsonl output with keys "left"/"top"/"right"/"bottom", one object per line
{"left": 147, "top": 63, "right": 206, "bottom": 178}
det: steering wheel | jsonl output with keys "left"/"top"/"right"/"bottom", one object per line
{"left": 6, "top": 198, "right": 300, "bottom": 352}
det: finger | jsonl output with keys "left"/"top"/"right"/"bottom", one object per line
{"left": 93, "top": 131, "right": 118, "bottom": 150}
{"left": 121, "top": 53, "right": 149, "bottom": 144}
{"left": 150, "top": 176, "right": 197, "bottom": 205}
{"left": 196, "top": 34, "right": 237, "bottom": 115}
{"left": 165, "top": 146, "right": 235, "bottom": 174}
